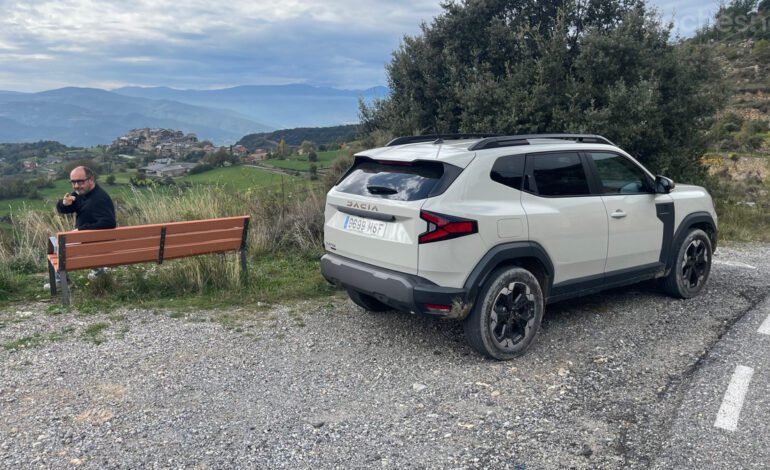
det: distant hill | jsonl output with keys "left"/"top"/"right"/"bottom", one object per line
{"left": 113, "top": 84, "right": 388, "bottom": 130}
{"left": 237, "top": 125, "right": 359, "bottom": 151}
{"left": 0, "top": 87, "right": 272, "bottom": 147}
{"left": 0, "top": 85, "right": 388, "bottom": 147}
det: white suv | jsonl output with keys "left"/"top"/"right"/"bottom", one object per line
{"left": 321, "top": 134, "right": 718, "bottom": 360}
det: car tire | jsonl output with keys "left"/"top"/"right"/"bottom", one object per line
{"left": 463, "top": 266, "right": 544, "bottom": 360}
{"left": 347, "top": 289, "right": 392, "bottom": 312}
{"left": 662, "top": 228, "right": 713, "bottom": 299}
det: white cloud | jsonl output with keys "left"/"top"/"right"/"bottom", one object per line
{"left": 0, "top": 0, "right": 443, "bottom": 91}
{"left": 0, "top": 52, "right": 53, "bottom": 61}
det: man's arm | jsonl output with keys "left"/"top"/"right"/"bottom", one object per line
{"left": 56, "top": 194, "right": 77, "bottom": 214}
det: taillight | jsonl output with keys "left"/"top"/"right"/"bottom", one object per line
{"left": 418, "top": 210, "right": 478, "bottom": 244}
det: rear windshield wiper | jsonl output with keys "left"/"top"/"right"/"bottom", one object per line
{"left": 367, "top": 185, "right": 398, "bottom": 195}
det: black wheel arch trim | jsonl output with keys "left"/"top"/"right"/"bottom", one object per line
{"left": 463, "top": 241, "right": 555, "bottom": 304}
{"left": 656, "top": 202, "right": 675, "bottom": 265}
{"left": 667, "top": 211, "right": 718, "bottom": 273}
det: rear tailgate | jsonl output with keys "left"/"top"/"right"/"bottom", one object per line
{"left": 323, "top": 158, "right": 460, "bottom": 274}
{"left": 324, "top": 193, "right": 424, "bottom": 273}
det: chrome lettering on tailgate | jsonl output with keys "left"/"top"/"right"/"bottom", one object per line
{"left": 346, "top": 201, "right": 379, "bottom": 212}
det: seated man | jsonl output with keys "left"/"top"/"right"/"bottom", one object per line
{"left": 49, "top": 166, "right": 116, "bottom": 286}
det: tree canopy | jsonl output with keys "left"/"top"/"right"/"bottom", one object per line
{"left": 361, "top": 0, "right": 725, "bottom": 181}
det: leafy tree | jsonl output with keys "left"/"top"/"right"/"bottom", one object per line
{"left": 300, "top": 140, "right": 316, "bottom": 154}
{"left": 307, "top": 150, "right": 318, "bottom": 162}
{"left": 204, "top": 149, "right": 238, "bottom": 167}
{"left": 362, "top": 0, "right": 725, "bottom": 182}
{"left": 275, "top": 139, "right": 288, "bottom": 160}
{"left": 106, "top": 175, "right": 116, "bottom": 185}
{"left": 309, "top": 163, "right": 319, "bottom": 180}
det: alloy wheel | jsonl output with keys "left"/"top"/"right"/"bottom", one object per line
{"left": 490, "top": 281, "right": 536, "bottom": 350}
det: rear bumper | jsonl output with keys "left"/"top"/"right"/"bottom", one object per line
{"left": 320, "top": 253, "right": 472, "bottom": 318}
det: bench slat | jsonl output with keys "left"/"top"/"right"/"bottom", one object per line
{"left": 65, "top": 235, "right": 162, "bottom": 257}
{"left": 164, "top": 227, "right": 244, "bottom": 247}
{"left": 58, "top": 225, "right": 162, "bottom": 244}
{"left": 66, "top": 247, "right": 161, "bottom": 271}
{"left": 164, "top": 239, "right": 243, "bottom": 260}
{"left": 165, "top": 218, "right": 246, "bottom": 235}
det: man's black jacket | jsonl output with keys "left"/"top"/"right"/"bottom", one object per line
{"left": 56, "top": 184, "right": 117, "bottom": 230}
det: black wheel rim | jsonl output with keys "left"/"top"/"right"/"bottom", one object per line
{"left": 490, "top": 281, "right": 535, "bottom": 349}
{"left": 681, "top": 239, "right": 709, "bottom": 290}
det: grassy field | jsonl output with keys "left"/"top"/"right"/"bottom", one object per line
{"left": 0, "top": 166, "right": 308, "bottom": 223}
{"left": 181, "top": 165, "right": 300, "bottom": 189}
{"left": 259, "top": 149, "right": 346, "bottom": 172}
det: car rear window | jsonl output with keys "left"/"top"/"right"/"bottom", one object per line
{"left": 336, "top": 159, "right": 447, "bottom": 201}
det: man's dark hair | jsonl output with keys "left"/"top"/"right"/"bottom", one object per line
{"left": 80, "top": 166, "right": 95, "bottom": 180}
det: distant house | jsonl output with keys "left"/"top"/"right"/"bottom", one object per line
{"left": 45, "top": 157, "right": 62, "bottom": 165}
{"left": 231, "top": 145, "right": 248, "bottom": 156}
{"left": 250, "top": 149, "right": 268, "bottom": 161}
{"left": 138, "top": 162, "right": 197, "bottom": 177}
{"left": 22, "top": 160, "right": 37, "bottom": 170}
{"left": 151, "top": 158, "right": 176, "bottom": 166}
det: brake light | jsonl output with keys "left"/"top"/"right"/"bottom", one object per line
{"left": 424, "top": 303, "right": 452, "bottom": 314}
{"left": 419, "top": 210, "right": 478, "bottom": 244}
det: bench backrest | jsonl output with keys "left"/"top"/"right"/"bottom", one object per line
{"left": 54, "top": 216, "right": 249, "bottom": 271}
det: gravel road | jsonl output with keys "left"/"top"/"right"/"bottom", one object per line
{"left": 2, "top": 243, "right": 769, "bottom": 469}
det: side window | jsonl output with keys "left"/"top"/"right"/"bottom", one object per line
{"left": 590, "top": 152, "right": 652, "bottom": 194}
{"left": 530, "top": 152, "right": 590, "bottom": 196}
{"left": 491, "top": 155, "right": 525, "bottom": 190}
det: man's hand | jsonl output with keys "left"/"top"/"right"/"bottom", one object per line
{"left": 62, "top": 193, "right": 76, "bottom": 206}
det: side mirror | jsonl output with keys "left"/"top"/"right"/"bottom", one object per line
{"left": 655, "top": 175, "right": 675, "bottom": 194}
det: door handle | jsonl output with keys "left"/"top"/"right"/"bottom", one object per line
{"left": 610, "top": 210, "right": 627, "bottom": 219}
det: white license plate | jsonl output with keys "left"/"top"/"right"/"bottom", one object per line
{"left": 343, "top": 215, "right": 387, "bottom": 237}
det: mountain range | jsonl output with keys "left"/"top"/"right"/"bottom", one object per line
{"left": 0, "top": 85, "right": 388, "bottom": 147}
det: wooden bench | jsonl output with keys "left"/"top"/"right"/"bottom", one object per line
{"left": 47, "top": 216, "right": 250, "bottom": 304}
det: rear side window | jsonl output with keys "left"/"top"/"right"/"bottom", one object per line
{"left": 491, "top": 155, "right": 525, "bottom": 190}
{"left": 530, "top": 152, "right": 590, "bottom": 196}
{"left": 336, "top": 159, "right": 447, "bottom": 201}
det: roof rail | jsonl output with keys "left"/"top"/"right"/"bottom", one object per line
{"left": 468, "top": 134, "right": 614, "bottom": 151}
{"left": 385, "top": 133, "right": 500, "bottom": 147}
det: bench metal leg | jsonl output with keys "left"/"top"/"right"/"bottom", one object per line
{"left": 240, "top": 249, "right": 248, "bottom": 283}
{"left": 60, "top": 271, "right": 70, "bottom": 305}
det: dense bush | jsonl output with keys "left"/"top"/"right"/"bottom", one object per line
{"left": 362, "top": 0, "right": 725, "bottom": 183}
{"left": 189, "top": 163, "right": 214, "bottom": 175}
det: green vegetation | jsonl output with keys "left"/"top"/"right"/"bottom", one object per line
{"left": 237, "top": 125, "right": 358, "bottom": 150}
{"left": 691, "top": 1, "right": 770, "bottom": 242}
{"left": 258, "top": 149, "right": 346, "bottom": 172}
{"left": 82, "top": 322, "right": 109, "bottom": 344}
{"left": 181, "top": 165, "right": 301, "bottom": 190}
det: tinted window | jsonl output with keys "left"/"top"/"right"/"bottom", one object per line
{"left": 590, "top": 152, "right": 652, "bottom": 194}
{"left": 491, "top": 155, "right": 525, "bottom": 190}
{"left": 336, "top": 160, "right": 444, "bottom": 201}
{"left": 531, "top": 152, "right": 590, "bottom": 196}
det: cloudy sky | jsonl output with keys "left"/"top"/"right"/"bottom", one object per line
{"left": 0, "top": 0, "right": 720, "bottom": 93}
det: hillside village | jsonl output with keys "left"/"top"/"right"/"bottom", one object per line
{"left": 1, "top": 128, "right": 270, "bottom": 180}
